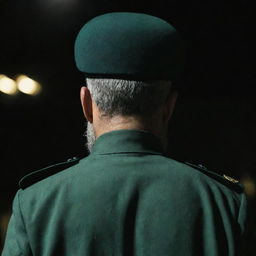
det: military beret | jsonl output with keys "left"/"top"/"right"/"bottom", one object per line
{"left": 74, "top": 12, "right": 184, "bottom": 81}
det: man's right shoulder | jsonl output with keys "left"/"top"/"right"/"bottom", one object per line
{"left": 182, "top": 161, "right": 244, "bottom": 194}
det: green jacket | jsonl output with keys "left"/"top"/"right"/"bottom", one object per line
{"left": 2, "top": 130, "right": 247, "bottom": 256}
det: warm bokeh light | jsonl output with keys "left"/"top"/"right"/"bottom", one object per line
{"left": 0, "top": 211, "right": 11, "bottom": 247}
{"left": 16, "top": 75, "right": 41, "bottom": 95}
{"left": 241, "top": 176, "right": 256, "bottom": 198}
{"left": 0, "top": 75, "right": 18, "bottom": 95}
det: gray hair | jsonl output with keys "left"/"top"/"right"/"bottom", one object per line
{"left": 86, "top": 78, "right": 172, "bottom": 118}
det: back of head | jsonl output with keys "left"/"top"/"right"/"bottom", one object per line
{"left": 75, "top": 12, "right": 184, "bottom": 150}
{"left": 86, "top": 78, "right": 172, "bottom": 120}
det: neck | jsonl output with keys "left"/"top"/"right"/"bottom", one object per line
{"left": 93, "top": 115, "right": 168, "bottom": 151}
{"left": 94, "top": 116, "right": 148, "bottom": 138}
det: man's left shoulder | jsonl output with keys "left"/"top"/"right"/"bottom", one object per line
{"left": 19, "top": 157, "right": 80, "bottom": 190}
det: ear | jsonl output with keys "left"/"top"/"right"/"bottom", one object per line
{"left": 163, "top": 91, "right": 178, "bottom": 124}
{"left": 80, "top": 86, "right": 93, "bottom": 123}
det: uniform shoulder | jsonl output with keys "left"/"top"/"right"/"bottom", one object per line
{"left": 19, "top": 157, "right": 80, "bottom": 190}
{"left": 183, "top": 162, "right": 244, "bottom": 193}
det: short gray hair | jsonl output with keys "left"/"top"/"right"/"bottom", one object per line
{"left": 86, "top": 78, "right": 172, "bottom": 118}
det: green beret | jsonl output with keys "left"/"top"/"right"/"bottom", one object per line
{"left": 74, "top": 12, "right": 184, "bottom": 81}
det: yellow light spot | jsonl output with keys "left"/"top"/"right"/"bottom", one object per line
{"left": 241, "top": 176, "right": 256, "bottom": 197}
{"left": 0, "top": 75, "right": 18, "bottom": 95}
{"left": 16, "top": 75, "right": 41, "bottom": 95}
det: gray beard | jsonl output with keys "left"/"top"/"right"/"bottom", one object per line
{"left": 86, "top": 122, "right": 96, "bottom": 153}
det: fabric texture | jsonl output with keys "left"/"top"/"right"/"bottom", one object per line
{"left": 2, "top": 130, "right": 247, "bottom": 256}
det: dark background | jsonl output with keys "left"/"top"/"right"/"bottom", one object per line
{"left": 0, "top": 0, "right": 255, "bottom": 254}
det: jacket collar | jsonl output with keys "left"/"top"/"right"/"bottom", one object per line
{"left": 90, "top": 129, "right": 164, "bottom": 155}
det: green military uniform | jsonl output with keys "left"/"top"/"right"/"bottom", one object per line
{"left": 2, "top": 12, "right": 247, "bottom": 255}
{"left": 2, "top": 130, "right": 247, "bottom": 255}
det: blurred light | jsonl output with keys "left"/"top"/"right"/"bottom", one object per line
{"left": 0, "top": 75, "right": 18, "bottom": 95}
{"left": 0, "top": 211, "right": 11, "bottom": 244}
{"left": 16, "top": 75, "right": 41, "bottom": 95}
{"left": 241, "top": 176, "right": 256, "bottom": 198}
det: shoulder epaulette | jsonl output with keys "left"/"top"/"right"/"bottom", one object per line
{"left": 19, "top": 157, "right": 80, "bottom": 190}
{"left": 185, "top": 162, "right": 244, "bottom": 193}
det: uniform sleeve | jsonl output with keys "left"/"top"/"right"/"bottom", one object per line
{"left": 237, "top": 192, "right": 248, "bottom": 255}
{"left": 1, "top": 190, "right": 32, "bottom": 256}
{"left": 238, "top": 192, "right": 248, "bottom": 234}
